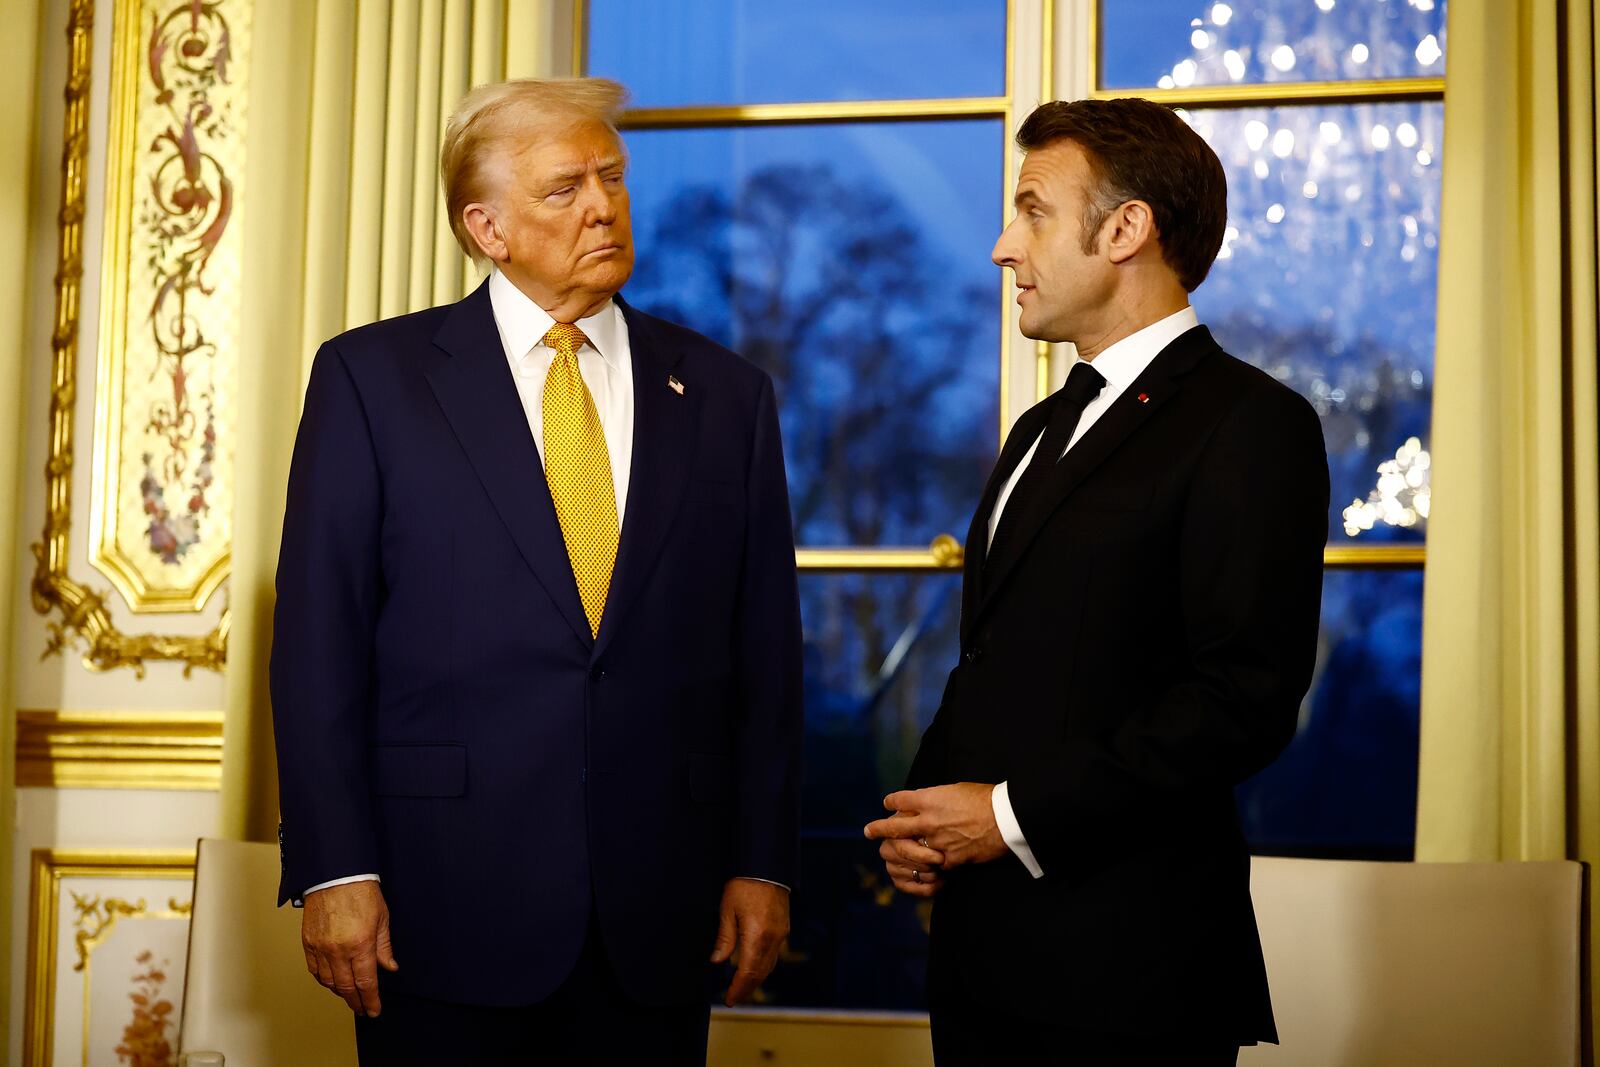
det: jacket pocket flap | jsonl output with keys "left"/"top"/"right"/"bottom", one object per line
{"left": 371, "top": 744, "right": 467, "bottom": 797}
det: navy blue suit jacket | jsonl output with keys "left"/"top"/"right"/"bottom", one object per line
{"left": 270, "top": 282, "right": 803, "bottom": 1007}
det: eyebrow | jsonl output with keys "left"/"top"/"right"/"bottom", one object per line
{"left": 1014, "top": 189, "right": 1043, "bottom": 210}
{"left": 544, "top": 156, "right": 626, "bottom": 185}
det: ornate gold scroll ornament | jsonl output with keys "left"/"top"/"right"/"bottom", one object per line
{"left": 32, "top": 0, "right": 253, "bottom": 674}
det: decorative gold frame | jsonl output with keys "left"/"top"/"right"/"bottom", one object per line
{"left": 15, "top": 709, "right": 224, "bottom": 790}
{"left": 88, "top": 0, "right": 239, "bottom": 615}
{"left": 23, "top": 849, "right": 197, "bottom": 1067}
{"left": 30, "top": 0, "right": 230, "bottom": 674}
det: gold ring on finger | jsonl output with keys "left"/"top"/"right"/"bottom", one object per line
{"left": 912, "top": 869, "right": 923, "bottom": 884}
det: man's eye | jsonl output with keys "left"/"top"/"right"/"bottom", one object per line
{"left": 548, "top": 186, "right": 577, "bottom": 199}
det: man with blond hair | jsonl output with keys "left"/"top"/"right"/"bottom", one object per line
{"left": 271, "top": 78, "right": 802, "bottom": 1064}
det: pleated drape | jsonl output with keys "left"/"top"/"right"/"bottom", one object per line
{"left": 1415, "top": 0, "right": 1600, "bottom": 1049}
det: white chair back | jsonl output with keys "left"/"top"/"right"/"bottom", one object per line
{"left": 178, "top": 837, "right": 357, "bottom": 1067}
{"left": 1240, "top": 857, "right": 1584, "bottom": 1066}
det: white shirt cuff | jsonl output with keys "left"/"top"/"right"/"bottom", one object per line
{"left": 304, "top": 873, "right": 381, "bottom": 896}
{"left": 992, "top": 781, "right": 1044, "bottom": 879}
{"left": 734, "top": 876, "right": 792, "bottom": 892}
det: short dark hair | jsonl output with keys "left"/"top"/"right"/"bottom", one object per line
{"left": 1016, "top": 98, "right": 1228, "bottom": 292}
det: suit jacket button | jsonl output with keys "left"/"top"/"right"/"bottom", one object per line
{"left": 590, "top": 666, "right": 605, "bottom": 681}
{"left": 964, "top": 647, "right": 983, "bottom": 664}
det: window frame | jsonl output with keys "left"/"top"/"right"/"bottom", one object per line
{"left": 575, "top": 0, "right": 1054, "bottom": 573}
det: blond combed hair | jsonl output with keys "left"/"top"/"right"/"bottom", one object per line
{"left": 440, "top": 77, "right": 630, "bottom": 262}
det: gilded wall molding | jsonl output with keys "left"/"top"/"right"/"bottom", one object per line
{"left": 89, "top": 0, "right": 250, "bottom": 613}
{"left": 15, "top": 709, "right": 224, "bottom": 790}
{"left": 24, "top": 849, "right": 196, "bottom": 1067}
{"left": 31, "top": 0, "right": 243, "bottom": 674}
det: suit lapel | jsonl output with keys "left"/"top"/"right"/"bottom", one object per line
{"left": 959, "top": 401, "right": 1050, "bottom": 645}
{"left": 426, "top": 281, "right": 594, "bottom": 647}
{"left": 591, "top": 298, "right": 694, "bottom": 662}
{"left": 977, "top": 326, "right": 1219, "bottom": 620}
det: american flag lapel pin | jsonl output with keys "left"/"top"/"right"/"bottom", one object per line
{"left": 668, "top": 374, "right": 685, "bottom": 396}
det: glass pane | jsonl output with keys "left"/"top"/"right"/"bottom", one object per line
{"left": 587, "top": 0, "right": 1007, "bottom": 107}
{"left": 621, "top": 121, "right": 1003, "bottom": 547}
{"left": 1186, "top": 102, "right": 1441, "bottom": 542}
{"left": 760, "top": 571, "right": 960, "bottom": 1011}
{"left": 1100, "top": 0, "right": 1447, "bottom": 89}
{"left": 1239, "top": 568, "right": 1423, "bottom": 857}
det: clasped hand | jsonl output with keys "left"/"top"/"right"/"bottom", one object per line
{"left": 862, "top": 783, "right": 1009, "bottom": 898}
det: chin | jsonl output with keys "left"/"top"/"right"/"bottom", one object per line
{"left": 588, "top": 259, "right": 633, "bottom": 292}
{"left": 1016, "top": 312, "right": 1049, "bottom": 341}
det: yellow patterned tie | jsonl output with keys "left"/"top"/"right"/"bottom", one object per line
{"left": 541, "top": 322, "right": 619, "bottom": 638}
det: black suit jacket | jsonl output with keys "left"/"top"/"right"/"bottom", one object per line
{"left": 271, "top": 284, "right": 803, "bottom": 1007}
{"left": 907, "top": 325, "right": 1329, "bottom": 1042}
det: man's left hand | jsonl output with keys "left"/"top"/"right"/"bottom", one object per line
{"left": 710, "top": 878, "right": 790, "bottom": 1007}
{"left": 862, "top": 783, "right": 1009, "bottom": 869}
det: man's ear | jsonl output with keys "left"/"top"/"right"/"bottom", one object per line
{"left": 461, "top": 203, "right": 507, "bottom": 264}
{"left": 1105, "top": 199, "right": 1158, "bottom": 266}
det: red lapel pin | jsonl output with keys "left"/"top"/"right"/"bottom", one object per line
{"left": 1137, "top": 392, "right": 1150, "bottom": 404}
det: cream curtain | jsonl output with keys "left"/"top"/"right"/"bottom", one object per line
{"left": 0, "top": 0, "right": 44, "bottom": 1049}
{"left": 1416, "top": 0, "right": 1600, "bottom": 1038}
{"left": 222, "top": 0, "right": 564, "bottom": 841}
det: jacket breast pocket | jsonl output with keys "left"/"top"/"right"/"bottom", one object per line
{"left": 370, "top": 743, "right": 467, "bottom": 797}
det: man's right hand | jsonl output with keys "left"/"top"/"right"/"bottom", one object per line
{"left": 301, "top": 880, "right": 398, "bottom": 1017}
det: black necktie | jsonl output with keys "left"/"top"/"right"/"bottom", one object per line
{"left": 985, "top": 360, "right": 1107, "bottom": 569}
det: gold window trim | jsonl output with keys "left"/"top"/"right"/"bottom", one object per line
{"left": 31, "top": 0, "right": 230, "bottom": 674}
{"left": 23, "top": 849, "right": 197, "bottom": 1067}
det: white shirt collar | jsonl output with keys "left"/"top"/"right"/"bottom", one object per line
{"left": 488, "top": 269, "right": 625, "bottom": 371}
{"left": 1075, "top": 305, "right": 1200, "bottom": 391}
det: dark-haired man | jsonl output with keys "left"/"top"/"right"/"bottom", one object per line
{"left": 865, "top": 98, "right": 1329, "bottom": 1064}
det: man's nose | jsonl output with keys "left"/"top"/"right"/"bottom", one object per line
{"left": 992, "top": 221, "right": 1021, "bottom": 267}
{"left": 582, "top": 177, "right": 617, "bottom": 225}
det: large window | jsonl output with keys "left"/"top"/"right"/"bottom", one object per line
{"left": 1093, "top": 0, "right": 1443, "bottom": 856}
{"left": 584, "top": 0, "right": 1017, "bottom": 1014}
{"left": 584, "top": 0, "right": 1443, "bottom": 1011}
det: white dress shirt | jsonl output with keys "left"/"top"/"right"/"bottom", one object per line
{"left": 303, "top": 273, "right": 636, "bottom": 900}
{"left": 490, "top": 269, "right": 635, "bottom": 521}
{"left": 987, "top": 306, "right": 1201, "bottom": 880}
